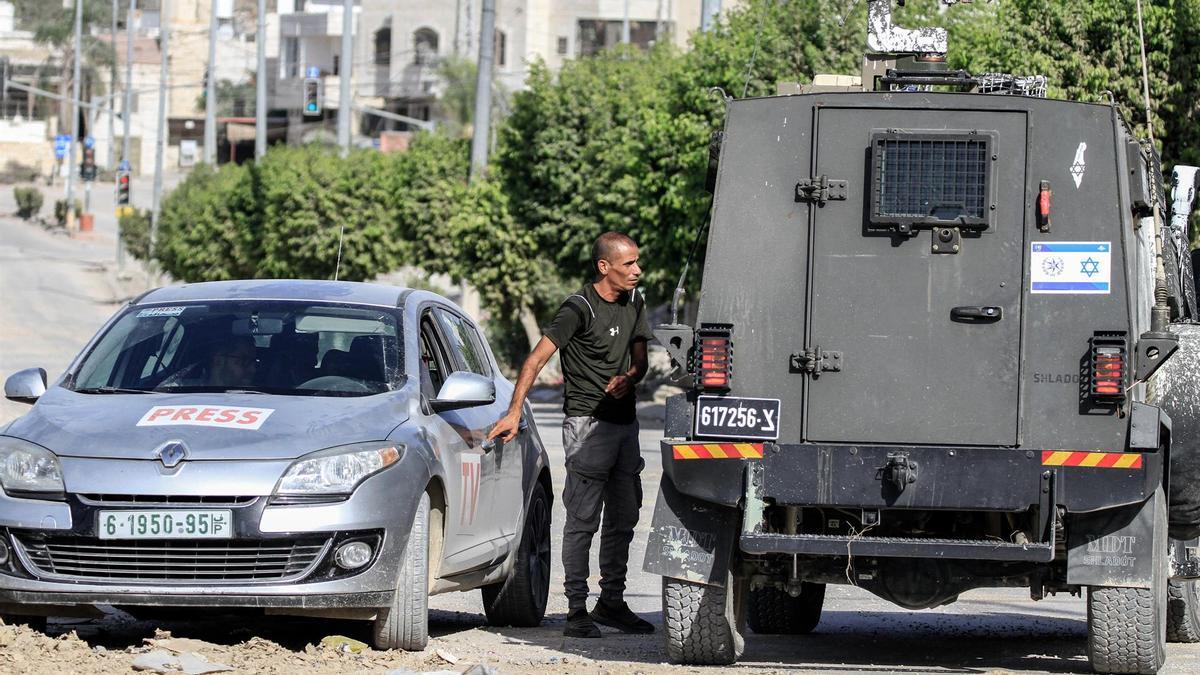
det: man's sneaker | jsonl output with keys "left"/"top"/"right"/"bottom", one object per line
{"left": 590, "top": 598, "right": 655, "bottom": 634}
{"left": 563, "top": 608, "right": 602, "bottom": 638}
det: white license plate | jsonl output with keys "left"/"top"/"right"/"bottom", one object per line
{"left": 694, "top": 396, "right": 782, "bottom": 441}
{"left": 98, "top": 510, "right": 233, "bottom": 540}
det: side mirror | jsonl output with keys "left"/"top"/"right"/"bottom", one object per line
{"left": 5, "top": 368, "right": 48, "bottom": 405}
{"left": 430, "top": 371, "right": 495, "bottom": 413}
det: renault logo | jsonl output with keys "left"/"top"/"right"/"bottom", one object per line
{"left": 155, "top": 441, "right": 188, "bottom": 468}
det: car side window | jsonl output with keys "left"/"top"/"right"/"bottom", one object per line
{"left": 435, "top": 309, "right": 491, "bottom": 377}
{"left": 419, "top": 312, "right": 451, "bottom": 399}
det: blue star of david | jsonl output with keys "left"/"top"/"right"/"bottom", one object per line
{"left": 1081, "top": 257, "right": 1101, "bottom": 278}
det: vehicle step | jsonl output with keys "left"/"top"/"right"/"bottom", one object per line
{"left": 740, "top": 532, "right": 1054, "bottom": 562}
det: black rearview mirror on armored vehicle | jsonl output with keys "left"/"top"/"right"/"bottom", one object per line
{"left": 644, "top": 2, "right": 1200, "bottom": 673}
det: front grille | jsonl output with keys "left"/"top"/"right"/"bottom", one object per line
{"left": 13, "top": 535, "right": 329, "bottom": 583}
{"left": 78, "top": 494, "right": 259, "bottom": 507}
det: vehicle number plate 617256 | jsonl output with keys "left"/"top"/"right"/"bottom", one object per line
{"left": 98, "top": 510, "right": 233, "bottom": 539}
{"left": 694, "top": 396, "right": 781, "bottom": 441}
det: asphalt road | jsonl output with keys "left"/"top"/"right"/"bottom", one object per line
{"left": 1, "top": 209, "right": 1199, "bottom": 673}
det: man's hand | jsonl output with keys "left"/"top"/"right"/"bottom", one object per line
{"left": 489, "top": 411, "right": 522, "bottom": 443}
{"left": 605, "top": 374, "right": 632, "bottom": 399}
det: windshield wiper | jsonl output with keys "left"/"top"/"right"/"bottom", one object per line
{"left": 222, "top": 389, "right": 272, "bottom": 395}
{"left": 74, "top": 386, "right": 153, "bottom": 395}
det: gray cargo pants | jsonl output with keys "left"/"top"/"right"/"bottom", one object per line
{"left": 561, "top": 416, "right": 644, "bottom": 610}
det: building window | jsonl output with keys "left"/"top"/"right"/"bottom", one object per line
{"left": 494, "top": 29, "right": 506, "bottom": 67}
{"left": 414, "top": 27, "right": 439, "bottom": 65}
{"left": 332, "top": 54, "right": 340, "bottom": 76}
{"left": 557, "top": 36, "right": 568, "bottom": 55}
{"left": 374, "top": 25, "right": 391, "bottom": 66}
{"left": 283, "top": 37, "right": 300, "bottom": 78}
{"left": 577, "top": 19, "right": 665, "bottom": 56}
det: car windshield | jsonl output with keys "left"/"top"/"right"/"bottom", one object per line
{"left": 70, "top": 301, "right": 403, "bottom": 397}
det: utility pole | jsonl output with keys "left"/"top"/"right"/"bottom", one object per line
{"left": 468, "top": 0, "right": 495, "bottom": 180}
{"left": 122, "top": 0, "right": 136, "bottom": 172}
{"left": 337, "top": 0, "right": 353, "bottom": 155}
{"left": 150, "top": 0, "right": 170, "bottom": 278}
{"left": 623, "top": 0, "right": 630, "bottom": 44}
{"left": 204, "top": 0, "right": 218, "bottom": 165}
{"left": 108, "top": 0, "right": 118, "bottom": 168}
{"left": 65, "top": 0, "right": 83, "bottom": 233}
{"left": 255, "top": 0, "right": 266, "bottom": 158}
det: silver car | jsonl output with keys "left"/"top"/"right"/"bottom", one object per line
{"left": 0, "top": 280, "right": 553, "bottom": 650}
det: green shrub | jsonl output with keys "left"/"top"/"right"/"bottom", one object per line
{"left": 53, "top": 198, "right": 82, "bottom": 227}
{"left": 118, "top": 208, "right": 152, "bottom": 260}
{"left": 13, "top": 186, "right": 44, "bottom": 219}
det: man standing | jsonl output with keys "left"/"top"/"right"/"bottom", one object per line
{"left": 489, "top": 231, "right": 655, "bottom": 638}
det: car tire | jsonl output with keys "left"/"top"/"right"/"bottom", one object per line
{"left": 664, "top": 573, "right": 745, "bottom": 665}
{"left": 1086, "top": 494, "right": 1167, "bottom": 674}
{"left": 372, "top": 491, "right": 430, "bottom": 651}
{"left": 481, "top": 481, "right": 551, "bottom": 627}
{"left": 747, "top": 582, "right": 825, "bottom": 634}
{"left": 1167, "top": 578, "right": 1200, "bottom": 643}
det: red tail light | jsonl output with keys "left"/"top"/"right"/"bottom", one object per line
{"left": 696, "top": 325, "right": 732, "bottom": 391}
{"left": 1090, "top": 333, "right": 1127, "bottom": 402}
{"left": 1037, "top": 180, "right": 1052, "bottom": 232}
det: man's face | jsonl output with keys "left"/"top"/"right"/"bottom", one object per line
{"left": 599, "top": 242, "right": 642, "bottom": 292}
{"left": 209, "top": 341, "right": 256, "bottom": 387}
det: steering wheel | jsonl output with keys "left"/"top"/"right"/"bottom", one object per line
{"left": 296, "top": 375, "right": 375, "bottom": 393}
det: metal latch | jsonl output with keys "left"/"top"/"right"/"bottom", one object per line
{"left": 790, "top": 347, "right": 842, "bottom": 375}
{"left": 795, "top": 176, "right": 847, "bottom": 204}
{"left": 883, "top": 452, "right": 919, "bottom": 493}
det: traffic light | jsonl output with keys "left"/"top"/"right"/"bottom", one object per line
{"left": 80, "top": 146, "right": 97, "bottom": 181}
{"left": 302, "top": 77, "right": 321, "bottom": 116}
{"left": 116, "top": 170, "right": 131, "bottom": 206}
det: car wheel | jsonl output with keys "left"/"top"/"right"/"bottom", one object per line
{"left": 1167, "top": 578, "right": 1200, "bottom": 643}
{"left": 481, "top": 480, "right": 551, "bottom": 627}
{"left": 664, "top": 573, "right": 746, "bottom": 665}
{"left": 372, "top": 491, "right": 430, "bottom": 651}
{"left": 747, "top": 582, "right": 825, "bottom": 634}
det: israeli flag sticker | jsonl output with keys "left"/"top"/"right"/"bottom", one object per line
{"left": 1030, "top": 242, "right": 1111, "bottom": 294}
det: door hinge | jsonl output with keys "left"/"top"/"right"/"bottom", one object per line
{"left": 790, "top": 347, "right": 842, "bottom": 375}
{"left": 795, "top": 176, "right": 847, "bottom": 204}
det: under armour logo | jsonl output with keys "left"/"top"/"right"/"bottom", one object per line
{"left": 609, "top": 326, "right": 620, "bottom": 337}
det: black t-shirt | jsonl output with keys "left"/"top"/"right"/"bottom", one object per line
{"left": 544, "top": 284, "right": 654, "bottom": 423}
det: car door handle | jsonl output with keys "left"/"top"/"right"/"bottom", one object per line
{"left": 950, "top": 306, "right": 1003, "bottom": 323}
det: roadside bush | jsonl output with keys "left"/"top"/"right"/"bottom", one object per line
{"left": 53, "top": 198, "right": 82, "bottom": 227}
{"left": 156, "top": 162, "right": 258, "bottom": 281}
{"left": 13, "top": 186, "right": 44, "bottom": 219}
{"left": 118, "top": 208, "right": 152, "bottom": 260}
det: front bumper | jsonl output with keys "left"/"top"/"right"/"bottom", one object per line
{"left": 0, "top": 462, "right": 421, "bottom": 610}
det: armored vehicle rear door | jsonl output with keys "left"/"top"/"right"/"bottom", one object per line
{"left": 805, "top": 108, "right": 1026, "bottom": 446}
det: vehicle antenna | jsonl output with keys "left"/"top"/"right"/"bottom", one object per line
{"left": 333, "top": 224, "right": 346, "bottom": 281}
{"left": 1135, "top": 0, "right": 1171, "bottom": 334}
{"left": 740, "top": 0, "right": 770, "bottom": 98}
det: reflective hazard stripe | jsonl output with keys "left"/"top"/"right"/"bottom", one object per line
{"left": 1041, "top": 450, "right": 1143, "bottom": 469}
{"left": 672, "top": 443, "right": 764, "bottom": 460}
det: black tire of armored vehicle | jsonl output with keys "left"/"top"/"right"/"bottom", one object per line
{"left": 1085, "top": 490, "right": 1167, "bottom": 674}
{"left": 373, "top": 491, "right": 430, "bottom": 651}
{"left": 746, "top": 582, "right": 825, "bottom": 634}
{"left": 1167, "top": 579, "right": 1200, "bottom": 643}
{"left": 664, "top": 573, "right": 746, "bottom": 665}
{"left": 481, "top": 480, "right": 552, "bottom": 627}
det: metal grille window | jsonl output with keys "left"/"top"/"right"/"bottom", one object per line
{"left": 870, "top": 133, "right": 992, "bottom": 230}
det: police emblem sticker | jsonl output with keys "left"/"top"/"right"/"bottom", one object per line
{"left": 1031, "top": 242, "right": 1111, "bottom": 294}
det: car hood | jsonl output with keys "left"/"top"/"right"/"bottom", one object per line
{"left": 3, "top": 387, "right": 413, "bottom": 460}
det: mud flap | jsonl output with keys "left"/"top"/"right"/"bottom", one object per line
{"left": 1068, "top": 487, "right": 1167, "bottom": 589}
{"left": 643, "top": 475, "right": 739, "bottom": 587}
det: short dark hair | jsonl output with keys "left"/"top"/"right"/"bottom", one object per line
{"left": 591, "top": 231, "right": 637, "bottom": 275}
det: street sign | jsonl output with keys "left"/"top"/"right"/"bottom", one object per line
{"left": 305, "top": 66, "right": 320, "bottom": 78}
{"left": 83, "top": 135, "right": 95, "bottom": 149}
{"left": 54, "top": 134, "right": 71, "bottom": 159}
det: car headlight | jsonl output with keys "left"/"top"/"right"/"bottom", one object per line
{"left": 273, "top": 442, "right": 402, "bottom": 497}
{"left": 0, "top": 436, "right": 65, "bottom": 498}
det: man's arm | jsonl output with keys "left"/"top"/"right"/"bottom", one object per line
{"left": 488, "top": 336, "right": 559, "bottom": 442}
{"left": 605, "top": 339, "right": 648, "bottom": 399}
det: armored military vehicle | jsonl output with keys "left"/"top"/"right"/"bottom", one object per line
{"left": 643, "top": 2, "right": 1200, "bottom": 673}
